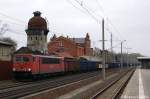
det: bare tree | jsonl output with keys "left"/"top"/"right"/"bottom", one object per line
{"left": 0, "top": 37, "right": 17, "bottom": 48}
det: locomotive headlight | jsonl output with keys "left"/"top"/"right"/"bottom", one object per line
{"left": 28, "top": 68, "right": 31, "bottom": 71}
{"left": 13, "top": 68, "right": 16, "bottom": 71}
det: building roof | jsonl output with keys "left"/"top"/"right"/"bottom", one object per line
{"left": 14, "top": 47, "right": 43, "bottom": 54}
{"left": 137, "top": 57, "right": 150, "bottom": 60}
{"left": 0, "top": 41, "right": 13, "bottom": 46}
{"left": 70, "top": 38, "right": 85, "bottom": 44}
{"left": 48, "top": 36, "right": 76, "bottom": 47}
{"left": 28, "top": 11, "right": 47, "bottom": 30}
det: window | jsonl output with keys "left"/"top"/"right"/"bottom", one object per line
{"left": 15, "top": 56, "right": 22, "bottom": 62}
{"left": 15, "top": 56, "right": 30, "bottom": 62}
{"left": 1, "top": 47, "right": 7, "bottom": 56}
{"left": 23, "top": 57, "right": 30, "bottom": 62}
{"left": 41, "top": 57, "right": 60, "bottom": 64}
{"left": 59, "top": 41, "right": 63, "bottom": 47}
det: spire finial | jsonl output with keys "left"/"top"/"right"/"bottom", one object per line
{"left": 33, "top": 11, "right": 41, "bottom": 16}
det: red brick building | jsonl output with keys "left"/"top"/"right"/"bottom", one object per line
{"left": 47, "top": 33, "right": 93, "bottom": 57}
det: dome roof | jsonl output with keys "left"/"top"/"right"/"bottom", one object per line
{"left": 28, "top": 11, "right": 47, "bottom": 30}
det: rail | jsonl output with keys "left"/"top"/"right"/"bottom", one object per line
{"left": 90, "top": 69, "right": 135, "bottom": 99}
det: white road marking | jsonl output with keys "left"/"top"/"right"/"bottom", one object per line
{"left": 139, "top": 69, "right": 146, "bottom": 99}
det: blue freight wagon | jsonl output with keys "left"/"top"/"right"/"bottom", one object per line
{"left": 79, "top": 56, "right": 101, "bottom": 72}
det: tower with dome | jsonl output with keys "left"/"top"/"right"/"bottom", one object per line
{"left": 25, "top": 11, "right": 49, "bottom": 53}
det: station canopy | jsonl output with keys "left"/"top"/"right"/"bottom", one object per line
{"left": 137, "top": 57, "right": 150, "bottom": 61}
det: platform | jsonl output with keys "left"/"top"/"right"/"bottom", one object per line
{"left": 121, "top": 68, "right": 150, "bottom": 99}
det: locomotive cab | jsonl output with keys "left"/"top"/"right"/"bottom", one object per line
{"left": 13, "top": 54, "right": 33, "bottom": 78}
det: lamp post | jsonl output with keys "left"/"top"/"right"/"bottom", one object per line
{"left": 102, "top": 19, "right": 105, "bottom": 80}
{"left": 126, "top": 48, "right": 132, "bottom": 68}
{"left": 120, "top": 40, "right": 126, "bottom": 71}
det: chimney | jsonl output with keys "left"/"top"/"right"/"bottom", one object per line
{"left": 33, "top": 11, "right": 41, "bottom": 16}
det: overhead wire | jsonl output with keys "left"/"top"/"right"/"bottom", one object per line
{"left": 80, "top": 0, "right": 103, "bottom": 19}
{"left": 0, "top": 11, "right": 26, "bottom": 37}
{"left": 95, "top": 0, "right": 106, "bottom": 16}
{"left": 66, "top": 0, "right": 90, "bottom": 17}
{"left": 73, "top": 0, "right": 101, "bottom": 23}
{"left": 95, "top": 0, "right": 124, "bottom": 41}
{"left": 1, "top": 19, "right": 25, "bottom": 27}
{"left": 6, "top": 29, "right": 26, "bottom": 36}
{"left": 0, "top": 11, "right": 25, "bottom": 24}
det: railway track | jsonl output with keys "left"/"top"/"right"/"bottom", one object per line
{"left": 0, "top": 69, "right": 120, "bottom": 99}
{"left": 90, "top": 69, "right": 135, "bottom": 99}
{"left": 0, "top": 81, "right": 31, "bottom": 90}
{"left": 0, "top": 71, "right": 102, "bottom": 90}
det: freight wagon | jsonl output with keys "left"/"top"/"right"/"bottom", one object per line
{"left": 64, "top": 57, "right": 80, "bottom": 72}
{"left": 79, "top": 56, "right": 101, "bottom": 71}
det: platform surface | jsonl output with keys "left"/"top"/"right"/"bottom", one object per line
{"left": 121, "top": 68, "right": 150, "bottom": 99}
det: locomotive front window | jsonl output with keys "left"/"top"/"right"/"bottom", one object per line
{"left": 15, "top": 56, "right": 30, "bottom": 62}
{"left": 23, "top": 57, "right": 30, "bottom": 62}
{"left": 15, "top": 56, "right": 22, "bottom": 62}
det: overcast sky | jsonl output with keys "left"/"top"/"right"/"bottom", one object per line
{"left": 0, "top": 0, "right": 150, "bottom": 56}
